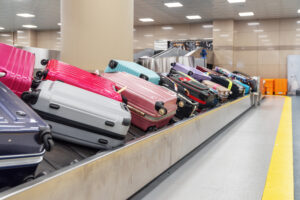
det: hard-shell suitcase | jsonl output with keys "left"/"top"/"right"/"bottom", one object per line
{"left": 102, "top": 72, "right": 177, "bottom": 131}
{"left": 232, "top": 71, "right": 257, "bottom": 92}
{"left": 22, "top": 80, "right": 131, "bottom": 150}
{"left": 0, "top": 82, "right": 53, "bottom": 188}
{"left": 214, "top": 66, "right": 234, "bottom": 78}
{"left": 171, "top": 63, "right": 211, "bottom": 81}
{"left": 196, "top": 66, "right": 220, "bottom": 76}
{"left": 202, "top": 80, "right": 231, "bottom": 102}
{"left": 159, "top": 73, "right": 198, "bottom": 119}
{"left": 0, "top": 43, "right": 35, "bottom": 97}
{"left": 168, "top": 70, "right": 218, "bottom": 109}
{"left": 233, "top": 80, "right": 250, "bottom": 95}
{"left": 105, "top": 59, "right": 160, "bottom": 85}
{"left": 209, "top": 74, "right": 241, "bottom": 99}
{"left": 34, "top": 59, "right": 122, "bottom": 102}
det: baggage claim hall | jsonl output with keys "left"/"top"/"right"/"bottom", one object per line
{"left": 0, "top": 0, "right": 299, "bottom": 199}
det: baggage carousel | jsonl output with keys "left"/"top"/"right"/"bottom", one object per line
{"left": 0, "top": 94, "right": 258, "bottom": 200}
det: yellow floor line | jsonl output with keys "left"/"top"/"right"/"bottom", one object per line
{"left": 262, "top": 97, "right": 294, "bottom": 200}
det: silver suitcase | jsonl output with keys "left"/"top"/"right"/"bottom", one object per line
{"left": 22, "top": 80, "right": 131, "bottom": 150}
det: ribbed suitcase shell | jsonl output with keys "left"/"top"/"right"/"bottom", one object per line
{"left": 102, "top": 72, "right": 177, "bottom": 131}
{"left": 171, "top": 63, "right": 211, "bottom": 81}
{"left": 233, "top": 80, "right": 250, "bottom": 95}
{"left": 202, "top": 80, "right": 231, "bottom": 102}
{"left": 40, "top": 60, "right": 122, "bottom": 102}
{"left": 105, "top": 59, "right": 160, "bottom": 85}
{"left": 0, "top": 43, "right": 35, "bottom": 97}
{"left": 26, "top": 80, "right": 131, "bottom": 149}
{"left": 0, "top": 82, "right": 51, "bottom": 187}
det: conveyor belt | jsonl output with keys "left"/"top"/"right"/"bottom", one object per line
{"left": 0, "top": 95, "right": 255, "bottom": 199}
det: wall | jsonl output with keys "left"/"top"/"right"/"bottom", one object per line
{"left": 36, "top": 30, "right": 61, "bottom": 51}
{"left": 233, "top": 18, "right": 300, "bottom": 79}
{"left": 135, "top": 18, "right": 300, "bottom": 78}
{"left": 134, "top": 23, "right": 213, "bottom": 50}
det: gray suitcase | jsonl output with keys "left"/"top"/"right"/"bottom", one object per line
{"left": 22, "top": 80, "right": 131, "bottom": 150}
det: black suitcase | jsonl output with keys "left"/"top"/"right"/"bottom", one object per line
{"left": 168, "top": 70, "right": 218, "bottom": 109}
{"left": 0, "top": 82, "right": 53, "bottom": 188}
{"left": 209, "top": 74, "right": 242, "bottom": 99}
{"left": 159, "top": 73, "right": 198, "bottom": 119}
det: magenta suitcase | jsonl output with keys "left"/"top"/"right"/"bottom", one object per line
{"left": 171, "top": 63, "right": 211, "bottom": 81}
{"left": 34, "top": 59, "right": 123, "bottom": 102}
{"left": 0, "top": 43, "right": 35, "bottom": 97}
{"left": 102, "top": 72, "right": 177, "bottom": 131}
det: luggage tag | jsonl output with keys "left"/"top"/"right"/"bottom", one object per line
{"left": 117, "top": 86, "right": 127, "bottom": 94}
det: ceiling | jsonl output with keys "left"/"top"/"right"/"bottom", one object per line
{"left": 0, "top": 0, "right": 60, "bottom": 31}
{"left": 135, "top": 0, "right": 300, "bottom": 25}
{"left": 0, "top": 0, "right": 300, "bottom": 31}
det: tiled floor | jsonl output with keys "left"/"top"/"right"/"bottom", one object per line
{"left": 137, "top": 96, "right": 285, "bottom": 200}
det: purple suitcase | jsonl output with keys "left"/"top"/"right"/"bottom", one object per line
{"left": 171, "top": 63, "right": 211, "bottom": 81}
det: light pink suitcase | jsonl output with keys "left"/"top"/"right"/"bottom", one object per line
{"left": 0, "top": 43, "right": 35, "bottom": 97}
{"left": 102, "top": 72, "right": 177, "bottom": 132}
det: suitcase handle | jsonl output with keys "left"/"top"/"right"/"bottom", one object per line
{"left": 0, "top": 72, "right": 6, "bottom": 77}
{"left": 117, "top": 86, "right": 127, "bottom": 94}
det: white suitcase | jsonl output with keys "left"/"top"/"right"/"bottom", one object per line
{"left": 22, "top": 80, "right": 131, "bottom": 150}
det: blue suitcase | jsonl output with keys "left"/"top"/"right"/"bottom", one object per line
{"left": 0, "top": 82, "right": 53, "bottom": 188}
{"left": 233, "top": 80, "right": 250, "bottom": 95}
{"left": 105, "top": 59, "right": 160, "bottom": 85}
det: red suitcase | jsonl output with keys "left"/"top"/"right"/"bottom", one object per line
{"left": 35, "top": 59, "right": 122, "bottom": 102}
{"left": 0, "top": 43, "right": 35, "bottom": 97}
{"left": 196, "top": 66, "right": 220, "bottom": 76}
{"left": 102, "top": 72, "right": 177, "bottom": 131}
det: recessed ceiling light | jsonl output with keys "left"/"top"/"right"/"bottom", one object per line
{"left": 139, "top": 18, "right": 154, "bottom": 22}
{"left": 144, "top": 34, "right": 153, "bottom": 37}
{"left": 296, "top": 34, "right": 300, "bottom": 37}
{"left": 202, "top": 24, "right": 213, "bottom": 28}
{"left": 22, "top": 25, "right": 37, "bottom": 29}
{"left": 0, "top": 27, "right": 4, "bottom": 30}
{"left": 254, "top": 29, "right": 264, "bottom": 32}
{"left": 17, "top": 30, "right": 24, "bottom": 33}
{"left": 186, "top": 15, "right": 201, "bottom": 20}
{"left": 164, "top": 2, "right": 183, "bottom": 7}
{"left": 297, "top": 28, "right": 300, "bottom": 31}
{"left": 162, "top": 26, "right": 173, "bottom": 30}
{"left": 16, "top": 13, "right": 35, "bottom": 18}
{"left": 248, "top": 22, "right": 260, "bottom": 26}
{"left": 239, "top": 12, "right": 254, "bottom": 17}
{"left": 227, "top": 0, "right": 246, "bottom": 3}
{"left": 17, "top": 36, "right": 26, "bottom": 39}
{"left": 0, "top": 34, "right": 10, "bottom": 37}
{"left": 298, "top": 9, "right": 300, "bottom": 13}
{"left": 58, "top": 23, "right": 62, "bottom": 26}
{"left": 297, "top": 21, "right": 300, "bottom": 24}
{"left": 258, "top": 35, "right": 268, "bottom": 38}
{"left": 213, "top": 28, "right": 220, "bottom": 32}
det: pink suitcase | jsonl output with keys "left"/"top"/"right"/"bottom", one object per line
{"left": 102, "top": 72, "right": 177, "bottom": 131}
{"left": 35, "top": 59, "right": 122, "bottom": 102}
{"left": 0, "top": 43, "right": 35, "bottom": 97}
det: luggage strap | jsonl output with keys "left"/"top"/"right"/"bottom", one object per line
{"left": 227, "top": 79, "right": 233, "bottom": 90}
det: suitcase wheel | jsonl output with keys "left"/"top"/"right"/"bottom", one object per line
{"left": 21, "top": 91, "right": 40, "bottom": 105}
{"left": 188, "top": 71, "right": 193, "bottom": 76}
{"left": 109, "top": 60, "right": 118, "bottom": 69}
{"left": 41, "top": 59, "right": 49, "bottom": 66}
{"left": 42, "top": 133, "right": 54, "bottom": 152}
{"left": 147, "top": 126, "right": 157, "bottom": 132}
{"left": 31, "top": 79, "right": 41, "bottom": 89}
{"left": 23, "top": 174, "right": 35, "bottom": 183}
{"left": 171, "top": 62, "right": 176, "bottom": 67}
{"left": 170, "top": 68, "right": 176, "bottom": 74}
